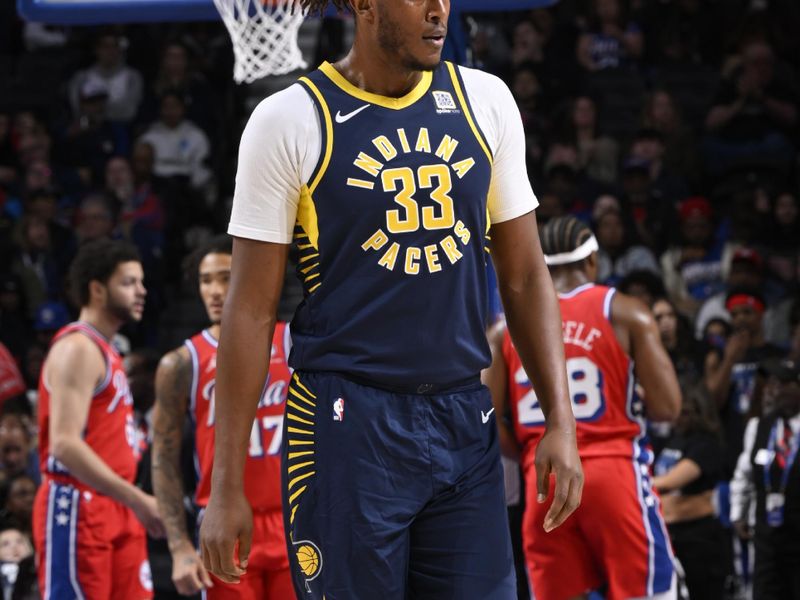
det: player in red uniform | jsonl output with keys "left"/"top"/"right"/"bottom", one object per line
{"left": 485, "top": 216, "right": 682, "bottom": 600}
{"left": 152, "top": 235, "right": 293, "bottom": 599}
{"left": 32, "top": 239, "right": 165, "bottom": 600}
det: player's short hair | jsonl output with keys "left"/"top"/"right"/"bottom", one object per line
{"left": 300, "top": 0, "right": 349, "bottom": 14}
{"left": 182, "top": 234, "right": 233, "bottom": 282}
{"left": 68, "top": 239, "right": 140, "bottom": 308}
{"left": 539, "top": 216, "right": 593, "bottom": 267}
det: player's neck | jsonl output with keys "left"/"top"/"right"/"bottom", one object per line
{"left": 333, "top": 45, "right": 424, "bottom": 99}
{"left": 551, "top": 271, "right": 592, "bottom": 294}
{"left": 207, "top": 324, "right": 221, "bottom": 341}
{"left": 78, "top": 306, "right": 122, "bottom": 341}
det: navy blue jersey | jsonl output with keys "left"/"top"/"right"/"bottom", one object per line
{"left": 289, "top": 61, "right": 494, "bottom": 389}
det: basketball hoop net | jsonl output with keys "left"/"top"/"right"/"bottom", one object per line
{"left": 213, "top": 0, "right": 307, "bottom": 84}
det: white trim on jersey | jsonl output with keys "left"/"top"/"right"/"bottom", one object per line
{"left": 44, "top": 484, "right": 54, "bottom": 600}
{"left": 201, "top": 329, "right": 219, "bottom": 348}
{"left": 557, "top": 282, "right": 595, "bottom": 300}
{"left": 603, "top": 288, "right": 616, "bottom": 321}
{"left": 68, "top": 488, "right": 83, "bottom": 599}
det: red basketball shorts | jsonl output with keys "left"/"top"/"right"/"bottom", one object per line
{"left": 523, "top": 455, "right": 674, "bottom": 600}
{"left": 33, "top": 478, "right": 152, "bottom": 599}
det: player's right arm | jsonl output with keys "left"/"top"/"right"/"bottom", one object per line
{"left": 199, "top": 239, "right": 289, "bottom": 583}
{"left": 611, "top": 293, "right": 681, "bottom": 421}
{"left": 152, "top": 346, "right": 213, "bottom": 596}
{"left": 46, "top": 334, "right": 164, "bottom": 538}
{"left": 200, "top": 84, "right": 309, "bottom": 584}
{"left": 482, "top": 323, "right": 521, "bottom": 460}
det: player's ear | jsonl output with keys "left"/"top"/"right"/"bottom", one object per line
{"left": 350, "top": 0, "right": 375, "bottom": 24}
{"left": 89, "top": 279, "right": 107, "bottom": 306}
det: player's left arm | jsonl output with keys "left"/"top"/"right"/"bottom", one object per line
{"left": 482, "top": 323, "right": 520, "bottom": 460}
{"left": 611, "top": 293, "right": 681, "bottom": 421}
{"left": 491, "top": 212, "right": 582, "bottom": 532}
{"left": 152, "top": 347, "right": 213, "bottom": 595}
{"left": 472, "top": 66, "right": 581, "bottom": 531}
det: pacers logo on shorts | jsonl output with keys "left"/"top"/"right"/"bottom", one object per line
{"left": 292, "top": 538, "right": 323, "bottom": 591}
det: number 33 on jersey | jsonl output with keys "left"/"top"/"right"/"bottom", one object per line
{"left": 187, "top": 322, "right": 292, "bottom": 511}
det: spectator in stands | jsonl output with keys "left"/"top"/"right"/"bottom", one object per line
{"left": 0, "top": 426, "right": 35, "bottom": 484}
{"left": 511, "top": 63, "right": 547, "bottom": 172}
{"left": 560, "top": 95, "right": 618, "bottom": 183}
{"left": 653, "top": 297, "right": 705, "bottom": 384}
{"left": 619, "top": 156, "right": 677, "bottom": 253}
{"left": 0, "top": 276, "right": 27, "bottom": 362}
{"left": 10, "top": 214, "right": 62, "bottom": 317}
{"left": 704, "top": 40, "right": 797, "bottom": 176}
{"left": 661, "top": 196, "right": 736, "bottom": 317}
{"left": 68, "top": 32, "right": 144, "bottom": 123}
{"left": 640, "top": 89, "right": 701, "bottom": 185}
{"left": 511, "top": 19, "right": 545, "bottom": 67}
{"left": 617, "top": 269, "right": 666, "bottom": 309}
{"left": 654, "top": 385, "right": 727, "bottom": 600}
{"left": 730, "top": 357, "right": 800, "bottom": 600}
{"left": 105, "top": 156, "right": 165, "bottom": 265}
{"left": 31, "top": 300, "right": 68, "bottom": 349}
{"left": 695, "top": 247, "right": 768, "bottom": 339}
{"left": 705, "top": 288, "right": 784, "bottom": 479}
{"left": 576, "top": 0, "right": 643, "bottom": 72}
{"left": 0, "top": 474, "right": 35, "bottom": 535}
{"left": 0, "top": 526, "right": 37, "bottom": 600}
{"left": 139, "top": 90, "right": 212, "bottom": 194}
{"left": 74, "top": 193, "right": 116, "bottom": 244}
{"left": 594, "top": 207, "right": 659, "bottom": 286}
{"left": 761, "top": 190, "right": 800, "bottom": 294}
{"left": 540, "top": 142, "right": 596, "bottom": 222}
{"left": 142, "top": 40, "right": 217, "bottom": 137}
{"left": 628, "top": 128, "right": 688, "bottom": 204}
{"left": 60, "top": 79, "right": 129, "bottom": 187}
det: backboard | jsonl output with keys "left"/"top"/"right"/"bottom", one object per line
{"left": 17, "top": 0, "right": 557, "bottom": 25}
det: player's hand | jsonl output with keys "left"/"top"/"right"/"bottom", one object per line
{"left": 200, "top": 488, "right": 253, "bottom": 584}
{"left": 534, "top": 426, "right": 583, "bottom": 533}
{"left": 171, "top": 541, "right": 214, "bottom": 596}
{"left": 132, "top": 491, "right": 167, "bottom": 539}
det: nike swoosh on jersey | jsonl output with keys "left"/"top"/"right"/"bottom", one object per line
{"left": 335, "top": 104, "right": 371, "bottom": 124}
{"left": 481, "top": 407, "right": 495, "bottom": 424}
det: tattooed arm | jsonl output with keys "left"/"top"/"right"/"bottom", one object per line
{"left": 152, "top": 347, "right": 213, "bottom": 595}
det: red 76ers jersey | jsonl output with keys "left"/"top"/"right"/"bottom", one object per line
{"left": 188, "top": 322, "right": 291, "bottom": 511}
{"left": 38, "top": 322, "right": 139, "bottom": 484}
{"left": 506, "top": 284, "right": 649, "bottom": 471}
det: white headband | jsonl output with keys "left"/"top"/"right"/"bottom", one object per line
{"left": 544, "top": 235, "right": 599, "bottom": 266}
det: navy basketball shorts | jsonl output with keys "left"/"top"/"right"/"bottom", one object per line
{"left": 280, "top": 371, "right": 516, "bottom": 600}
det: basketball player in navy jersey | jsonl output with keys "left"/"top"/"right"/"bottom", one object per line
{"left": 200, "top": 1, "right": 583, "bottom": 598}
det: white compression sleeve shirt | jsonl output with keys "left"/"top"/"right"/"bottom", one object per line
{"left": 228, "top": 65, "right": 538, "bottom": 243}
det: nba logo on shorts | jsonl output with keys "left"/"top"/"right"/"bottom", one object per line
{"left": 333, "top": 398, "right": 344, "bottom": 422}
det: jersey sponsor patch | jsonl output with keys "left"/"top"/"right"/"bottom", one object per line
{"left": 432, "top": 90, "right": 458, "bottom": 114}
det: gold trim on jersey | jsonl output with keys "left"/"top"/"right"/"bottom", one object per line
{"left": 444, "top": 62, "right": 492, "bottom": 166}
{"left": 319, "top": 61, "right": 433, "bottom": 110}
{"left": 444, "top": 62, "right": 495, "bottom": 236}
{"left": 295, "top": 77, "right": 331, "bottom": 296}
{"left": 298, "top": 77, "right": 334, "bottom": 193}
